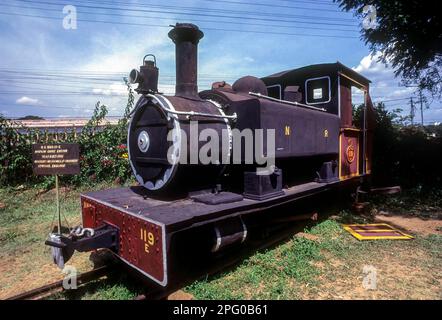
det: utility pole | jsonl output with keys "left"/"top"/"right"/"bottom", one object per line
{"left": 419, "top": 89, "right": 424, "bottom": 126}
{"left": 410, "top": 97, "right": 415, "bottom": 125}
{"left": 405, "top": 84, "right": 426, "bottom": 126}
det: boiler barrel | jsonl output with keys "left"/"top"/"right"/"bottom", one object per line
{"left": 127, "top": 94, "right": 231, "bottom": 192}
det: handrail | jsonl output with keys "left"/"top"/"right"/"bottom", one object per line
{"left": 248, "top": 92, "right": 326, "bottom": 112}
{"left": 150, "top": 94, "right": 237, "bottom": 121}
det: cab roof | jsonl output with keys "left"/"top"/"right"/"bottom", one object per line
{"left": 261, "top": 62, "right": 371, "bottom": 87}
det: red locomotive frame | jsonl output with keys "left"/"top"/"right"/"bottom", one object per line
{"left": 81, "top": 196, "right": 167, "bottom": 286}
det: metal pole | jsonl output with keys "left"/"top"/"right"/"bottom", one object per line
{"left": 419, "top": 89, "right": 424, "bottom": 126}
{"left": 56, "top": 174, "right": 61, "bottom": 234}
{"left": 362, "top": 90, "right": 367, "bottom": 175}
{"left": 410, "top": 97, "right": 414, "bottom": 125}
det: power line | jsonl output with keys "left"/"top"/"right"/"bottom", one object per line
{"left": 0, "top": 11, "right": 359, "bottom": 38}
{"left": 0, "top": 69, "right": 243, "bottom": 78}
{"left": 11, "top": 0, "right": 359, "bottom": 28}
{"left": 213, "top": 0, "right": 337, "bottom": 6}
{"left": 193, "top": 0, "right": 341, "bottom": 12}
{"left": 18, "top": 0, "right": 343, "bottom": 14}
{"left": 4, "top": 4, "right": 357, "bottom": 33}
{"left": 3, "top": 72, "right": 419, "bottom": 89}
{"left": 0, "top": 91, "right": 125, "bottom": 97}
{"left": 275, "top": 0, "right": 332, "bottom": 3}
{"left": 6, "top": 104, "right": 99, "bottom": 110}
{"left": 373, "top": 97, "right": 413, "bottom": 103}
{"left": 0, "top": 69, "right": 240, "bottom": 81}
{"left": 7, "top": 0, "right": 358, "bottom": 30}
{"left": 35, "top": 0, "right": 357, "bottom": 22}
{"left": 1, "top": 76, "right": 239, "bottom": 83}
{"left": 6, "top": 115, "right": 125, "bottom": 119}
{"left": 0, "top": 68, "right": 243, "bottom": 79}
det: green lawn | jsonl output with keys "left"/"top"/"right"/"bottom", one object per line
{"left": 186, "top": 217, "right": 441, "bottom": 299}
{"left": 185, "top": 190, "right": 442, "bottom": 300}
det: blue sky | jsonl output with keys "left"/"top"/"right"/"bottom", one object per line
{"left": 0, "top": 0, "right": 440, "bottom": 123}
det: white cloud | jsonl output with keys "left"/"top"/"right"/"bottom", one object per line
{"left": 92, "top": 82, "right": 128, "bottom": 96}
{"left": 354, "top": 52, "right": 386, "bottom": 74}
{"left": 352, "top": 53, "right": 415, "bottom": 102}
{"left": 352, "top": 52, "right": 442, "bottom": 122}
{"left": 15, "top": 96, "right": 42, "bottom": 106}
{"left": 158, "top": 84, "right": 175, "bottom": 95}
{"left": 80, "top": 27, "right": 173, "bottom": 74}
{"left": 70, "top": 27, "right": 178, "bottom": 113}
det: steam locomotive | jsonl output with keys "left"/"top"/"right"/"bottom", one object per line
{"left": 46, "top": 23, "right": 375, "bottom": 288}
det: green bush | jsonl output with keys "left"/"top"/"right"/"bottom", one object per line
{"left": 1, "top": 91, "right": 441, "bottom": 190}
{"left": 0, "top": 80, "right": 135, "bottom": 189}
{"left": 354, "top": 103, "right": 442, "bottom": 188}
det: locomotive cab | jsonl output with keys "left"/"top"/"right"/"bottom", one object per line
{"left": 260, "top": 62, "right": 376, "bottom": 181}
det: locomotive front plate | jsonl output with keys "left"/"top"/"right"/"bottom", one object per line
{"left": 81, "top": 196, "right": 167, "bottom": 286}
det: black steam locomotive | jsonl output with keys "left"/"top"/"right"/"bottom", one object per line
{"left": 127, "top": 23, "right": 374, "bottom": 200}
{"left": 46, "top": 23, "right": 375, "bottom": 288}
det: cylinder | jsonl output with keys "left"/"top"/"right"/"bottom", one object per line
{"left": 212, "top": 217, "right": 247, "bottom": 252}
{"left": 168, "top": 23, "right": 204, "bottom": 98}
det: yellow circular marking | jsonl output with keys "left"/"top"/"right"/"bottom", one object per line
{"left": 346, "top": 144, "right": 355, "bottom": 163}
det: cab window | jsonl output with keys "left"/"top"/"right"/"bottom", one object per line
{"left": 305, "top": 76, "right": 330, "bottom": 105}
{"left": 266, "top": 84, "right": 282, "bottom": 99}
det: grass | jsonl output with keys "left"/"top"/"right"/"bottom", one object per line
{"left": 186, "top": 219, "right": 337, "bottom": 300}
{"left": 47, "top": 272, "right": 142, "bottom": 300}
{"left": 369, "top": 187, "right": 442, "bottom": 218}
{"left": 0, "top": 183, "right": 105, "bottom": 253}
{"left": 185, "top": 209, "right": 442, "bottom": 300}
{"left": 0, "top": 185, "right": 441, "bottom": 300}
{"left": 0, "top": 181, "right": 135, "bottom": 299}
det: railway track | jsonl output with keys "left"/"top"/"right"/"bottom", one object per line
{"left": 135, "top": 218, "right": 315, "bottom": 300}
{"left": 7, "top": 212, "right": 318, "bottom": 300}
{"left": 6, "top": 265, "right": 111, "bottom": 300}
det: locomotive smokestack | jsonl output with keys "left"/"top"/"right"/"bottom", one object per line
{"left": 168, "top": 23, "right": 204, "bottom": 97}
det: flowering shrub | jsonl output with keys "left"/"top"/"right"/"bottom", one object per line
{"left": 0, "top": 117, "right": 35, "bottom": 186}
{"left": 0, "top": 80, "right": 136, "bottom": 188}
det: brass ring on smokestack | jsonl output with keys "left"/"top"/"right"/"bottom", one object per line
{"left": 168, "top": 23, "right": 204, "bottom": 98}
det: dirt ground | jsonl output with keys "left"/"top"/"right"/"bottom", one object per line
{"left": 301, "top": 212, "right": 442, "bottom": 300}
{"left": 375, "top": 212, "right": 442, "bottom": 235}
{"left": 0, "top": 243, "right": 93, "bottom": 299}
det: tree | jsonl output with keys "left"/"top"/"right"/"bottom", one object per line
{"left": 18, "top": 115, "right": 44, "bottom": 120}
{"left": 335, "top": 0, "right": 442, "bottom": 97}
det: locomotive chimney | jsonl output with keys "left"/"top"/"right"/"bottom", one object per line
{"left": 168, "top": 23, "right": 204, "bottom": 98}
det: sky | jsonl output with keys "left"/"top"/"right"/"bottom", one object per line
{"left": 0, "top": 0, "right": 440, "bottom": 124}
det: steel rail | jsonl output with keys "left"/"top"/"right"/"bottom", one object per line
{"left": 134, "top": 214, "right": 318, "bottom": 300}
{"left": 6, "top": 265, "right": 110, "bottom": 300}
